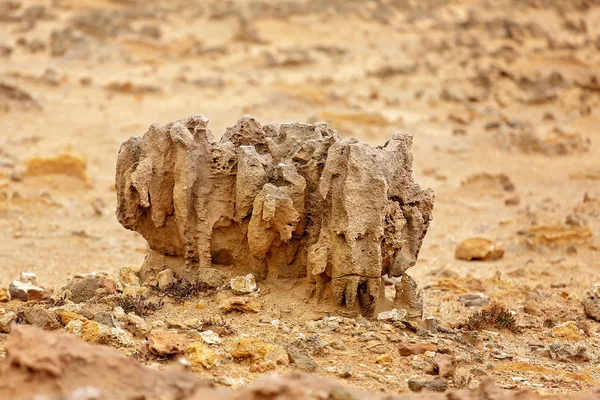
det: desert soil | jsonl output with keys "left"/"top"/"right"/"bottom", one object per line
{"left": 1, "top": 0, "right": 600, "bottom": 398}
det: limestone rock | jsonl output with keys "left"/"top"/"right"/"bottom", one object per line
{"left": 23, "top": 306, "right": 60, "bottom": 330}
{"left": 377, "top": 308, "right": 406, "bottom": 321}
{"left": 148, "top": 329, "right": 188, "bottom": 356}
{"left": 0, "top": 289, "right": 8, "bottom": 302}
{"left": 398, "top": 342, "right": 437, "bottom": 356}
{"left": 0, "top": 310, "right": 17, "bottom": 333}
{"left": 61, "top": 275, "right": 102, "bottom": 303}
{"left": 115, "top": 114, "right": 434, "bottom": 316}
{"left": 581, "top": 284, "right": 600, "bottom": 321}
{"left": 551, "top": 321, "right": 581, "bottom": 341}
{"left": 230, "top": 274, "right": 257, "bottom": 295}
{"left": 455, "top": 238, "right": 504, "bottom": 261}
{"left": 231, "top": 338, "right": 269, "bottom": 361}
{"left": 9, "top": 279, "right": 47, "bottom": 302}
{"left": 115, "top": 267, "right": 141, "bottom": 290}
{"left": 157, "top": 269, "right": 177, "bottom": 290}
{"left": 186, "top": 341, "right": 220, "bottom": 370}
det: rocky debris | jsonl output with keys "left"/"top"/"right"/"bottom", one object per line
{"left": 0, "top": 310, "right": 17, "bottom": 333}
{"left": 231, "top": 338, "right": 270, "bottom": 362}
{"left": 0, "top": 325, "right": 206, "bottom": 399}
{"left": 115, "top": 267, "right": 141, "bottom": 290}
{"left": 582, "top": 284, "right": 600, "bottom": 321}
{"left": 455, "top": 238, "right": 504, "bottom": 261}
{"left": 551, "top": 321, "right": 581, "bottom": 341}
{"left": 286, "top": 345, "right": 317, "bottom": 371}
{"left": 218, "top": 296, "right": 262, "bottom": 313}
{"left": 60, "top": 274, "right": 103, "bottom": 303}
{"left": 23, "top": 306, "right": 60, "bottom": 330}
{"left": 186, "top": 341, "right": 220, "bottom": 370}
{"left": 25, "top": 153, "right": 89, "bottom": 185}
{"left": 399, "top": 342, "right": 437, "bottom": 356}
{"left": 408, "top": 378, "right": 448, "bottom": 392}
{"left": 494, "top": 123, "right": 591, "bottom": 156}
{"left": 157, "top": 268, "right": 177, "bottom": 290}
{"left": 377, "top": 308, "right": 407, "bottom": 322}
{"left": 8, "top": 273, "right": 47, "bottom": 301}
{"left": 537, "top": 343, "right": 590, "bottom": 363}
{"left": 116, "top": 114, "right": 433, "bottom": 316}
{"left": 433, "top": 354, "right": 456, "bottom": 378}
{"left": 230, "top": 273, "right": 258, "bottom": 294}
{"left": 148, "top": 329, "right": 188, "bottom": 356}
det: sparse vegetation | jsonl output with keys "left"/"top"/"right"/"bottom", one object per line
{"left": 457, "top": 301, "right": 521, "bottom": 333}
{"left": 154, "top": 280, "right": 214, "bottom": 303}
{"left": 116, "top": 295, "right": 163, "bottom": 317}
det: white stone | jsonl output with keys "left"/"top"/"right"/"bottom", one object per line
{"left": 199, "top": 330, "right": 221, "bottom": 345}
{"left": 377, "top": 308, "right": 407, "bottom": 322}
{"left": 230, "top": 273, "right": 257, "bottom": 294}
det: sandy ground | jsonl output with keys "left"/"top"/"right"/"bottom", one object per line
{"left": 1, "top": 0, "right": 600, "bottom": 397}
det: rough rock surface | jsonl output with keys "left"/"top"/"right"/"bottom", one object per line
{"left": 1, "top": 325, "right": 600, "bottom": 400}
{"left": 116, "top": 115, "right": 434, "bottom": 316}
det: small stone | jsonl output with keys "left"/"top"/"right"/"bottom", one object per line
{"left": 65, "top": 319, "right": 83, "bottom": 336}
{"left": 218, "top": 297, "right": 262, "bottom": 313}
{"left": 546, "top": 343, "right": 590, "bottom": 362}
{"left": 458, "top": 293, "right": 490, "bottom": 307}
{"left": 330, "top": 340, "right": 345, "bottom": 350}
{"left": 286, "top": 345, "right": 317, "bottom": 371}
{"left": 433, "top": 354, "right": 456, "bottom": 378}
{"left": 55, "top": 310, "right": 86, "bottom": 325}
{"left": 157, "top": 269, "right": 177, "bottom": 290}
{"left": 9, "top": 280, "right": 47, "bottom": 302}
{"left": 408, "top": 378, "right": 448, "bottom": 392}
{"left": 186, "top": 341, "right": 220, "bottom": 370}
{"left": 523, "top": 303, "right": 544, "bottom": 316}
{"left": 377, "top": 308, "right": 407, "bottom": 322}
{"left": 0, "top": 311, "right": 17, "bottom": 333}
{"left": 231, "top": 338, "right": 269, "bottom": 361}
{"left": 455, "top": 238, "right": 504, "bottom": 261}
{"left": 93, "top": 311, "right": 115, "bottom": 327}
{"left": 581, "top": 284, "right": 600, "bottom": 321}
{"left": 424, "top": 316, "right": 438, "bottom": 333}
{"left": 148, "top": 329, "right": 188, "bottom": 356}
{"left": 0, "top": 289, "right": 8, "bottom": 302}
{"left": 249, "top": 360, "right": 276, "bottom": 373}
{"left": 23, "top": 306, "right": 60, "bottom": 330}
{"left": 230, "top": 274, "right": 257, "bottom": 295}
{"left": 62, "top": 276, "right": 101, "bottom": 303}
{"left": 551, "top": 321, "right": 581, "bottom": 341}
{"left": 199, "top": 329, "right": 221, "bottom": 345}
{"left": 122, "top": 313, "right": 151, "bottom": 337}
{"left": 376, "top": 354, "right": 393, "bottom": 364}
{"left": 196, "top": 268, "right": 226, "bottom": 288}
{"left": 338, "top": 364, "right": 353, "bottom": 378}
{"left": 398, "top": 342, "right": 437, "bottom": 356}
{"left": 115, "top": 267, "right": 141, "bottom": 290}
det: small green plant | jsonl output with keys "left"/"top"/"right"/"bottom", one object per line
{"left": 457, "top": 301, "right": 520, "bottom": 333}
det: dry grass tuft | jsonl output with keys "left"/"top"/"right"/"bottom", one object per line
{"left": 457, "top": 301, "right": 521, "bottom": 333}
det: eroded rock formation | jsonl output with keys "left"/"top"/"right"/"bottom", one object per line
{"left": 116, "top": 114, "right": 433, "bottom": 316}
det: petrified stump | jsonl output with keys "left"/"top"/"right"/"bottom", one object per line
{"left": 116, "top": 115, "right": 433, "bottom": 316}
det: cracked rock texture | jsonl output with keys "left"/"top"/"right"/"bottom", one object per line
{"left": 116, "top": 115, "right": 433, "bottom": 315}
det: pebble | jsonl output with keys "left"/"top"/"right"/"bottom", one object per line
{"left": 398, "top": 342, "right": 437, "bottom": 356}
{"left": 408, "top": 378, "right": 448, "bottom": 392}
{"left": 286, "top": 345, "right": 317, "bottom": 371}
{"left": 230, "top": 273, "right": 258, "bottom": 295}
{"left": 156, "top": 269, "right": 177, "bottom": 290}
{"left": 376, "top": 354, "right": 393, "bottom": 364}
{"left": 231, "top": 338, "right": 269, "bottom": 361}
{"left": 458, "top": 293, "right": 490, "bottom": 307}
{"left": 0, "top": 289, "right": 8, "bottom": 302}
{"left": 455, "top": 238, "right": 504, "bottom": 261}
{"left": 0, "top": 310, "right": 17, "bottom": 333}
{"left": 9, "top": 279, "right": 47, "bottom": 302}
{"left": 23, "top": 306, "right": 60, "bottom": 330}
{"left": 186, "top": 341, "right": 220, "bottom": 370}
{"left": 377, "top": 308, "right": 407, "bottom": 322}
{"left": 199, "top": 329, "right": 221, "bottom": 345}
{"left": 581, "top": 284, "right": 600, "bottom": 321}
{"left": 115, "top": 267, "right": 141, "bottom": 290}
{"left": 147, "top": 329, "right": 188, "bottom": 356}
{"left": 433, "top": 354, "right": 456, "bottom": 378}
{"left": 551, "top": 321, "right": 581, "bottom": 341}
